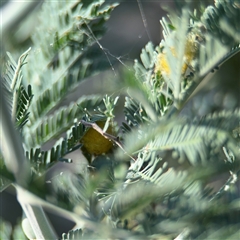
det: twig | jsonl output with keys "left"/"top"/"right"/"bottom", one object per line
{"left": 1, "top": 75, "right": 57, "bottom": 238}
{"left": 210, "top": 170, "right": 239, "bottom": 201}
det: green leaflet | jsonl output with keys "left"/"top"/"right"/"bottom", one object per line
{"left": 202, "top": 0, "right": 240, "bottom": 46}
{"left": 0, "top": 218, "right": 27, "bottom": 240}
{"left": 25, "top": 120, "right": 85, "bottom": 176}
{"left": 2, "top": 48, "right": 33, "bottom": 129}
{"left": 119, "top": 109, "right": 240, "bottom": 165}
{"left": 24, "top": 94, "right": 103, "bottom": 148}
{"left": 24, "top": 0, "right": 118, "bottom": 124}
{"left": 62, "top": 229, "right": 84, "bottom": 240}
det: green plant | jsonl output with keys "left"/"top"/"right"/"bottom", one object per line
{"left": 1, "top": 0, "right": 240, "bottom": 239}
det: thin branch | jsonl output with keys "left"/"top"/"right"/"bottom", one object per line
{"left": 0, "top": 78, "right": 57, "bottom": 239}
{"left": 17, "top": 187, "right": 57, "bottom": 239}
{"left": 0, "top": 83, "right": 30, "bottom": 185}
{"left": 210, "top": 170, "right": 239, "bottom": 202}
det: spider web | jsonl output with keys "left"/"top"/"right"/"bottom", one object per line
{"left": 82, "top": 1, "right": 163, "bottom": 77}
{"left": 56, "top": 1, "right": 162, "bottom": 168}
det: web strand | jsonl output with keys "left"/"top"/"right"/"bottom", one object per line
{"left": 79, "top": 4, "right": 153, "bottom": 74}
{"left": 81, "top": 19, "right": 131, "bottom": 75}
{"left": 136, "top": 0, "right": 152, "bottom": 42}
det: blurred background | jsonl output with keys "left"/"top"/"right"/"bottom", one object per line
{"left": 1, "top": 0, "right": 239, "bottom": 238}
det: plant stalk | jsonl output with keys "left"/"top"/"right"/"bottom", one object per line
{"left": 0, "top": 81, "right": 57, "bottom": 239}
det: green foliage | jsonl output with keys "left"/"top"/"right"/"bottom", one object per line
{"left": 121, "top": 96, "right": 148, "bottom": 133}
{"left": 0, "top": 218, "right": 12, "bottom": 240}
{"left": 12, "top": 222, "right": 28, "bottom": 240}
{"left": 2, "top": 48, "right": 33, "bottom": 129}
{"left": 0, "top": 218, "right": 27, "bottom": 240}
{"left": 1, "top": 0, "right": 118, "bottom": 189}
{"left": 26, "top": 119, "right": 86, "bottom": 177}
{"left": 202, "top": 0, "right": 240, "bottom": 45}
{"left": 62, "top": 229, "right": 84, "bottom": 240}
{"left": 120, "top": 109, "right": 240, "bottom": 164}
{"left": 24, "top": 0, "right": 118, "bottom": 126}
{"left": 1, "top": 0, "right": 240, "bottom": 239}
{"left": 24, "top": 95, "right": 103, "bottom": 148}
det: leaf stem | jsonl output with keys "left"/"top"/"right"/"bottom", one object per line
{"left": 0, "top": 78, "right": 57, "bottom": 239}
{"left": 17, "top": 186, "right": 57, "bottom": 239}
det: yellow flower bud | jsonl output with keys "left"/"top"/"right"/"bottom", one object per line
{"left": 155, "top": 31, "right": 200, "bottom": 77}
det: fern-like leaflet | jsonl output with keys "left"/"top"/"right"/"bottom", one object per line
{"left": 2, "top": 48, "right": 33, "bottom": 129}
